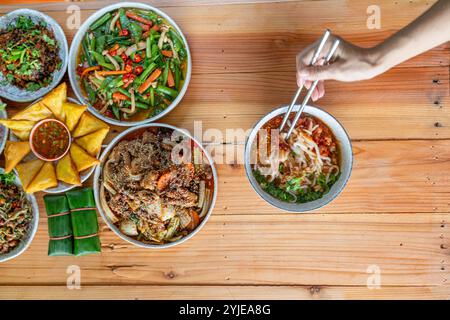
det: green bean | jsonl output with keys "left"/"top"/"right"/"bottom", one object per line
{"left": 156, "top": 85, "right": 178, "bottom": 99}
{"left": 90, "top": 12, "right": 112, "bottom": 31}
{"left": 90, "top": 36, "right": 96, "bottom": 52}
{"left": 138, "top": 62, "right": 156, "bottom": 83}
{"left": 106, "top": 36, "right": 129, "bottom": 45}
{"left": 119, "top": 9, "right": 130, "bottom": 30}
{"left": 174, "top": 65, "right": 180, "bottom": 90}
{"left": 150, "top": 87, "right": 155, "bottom": 107}
{"left": 84, "top": 81, "right": 96, "bottom": 103}
{"left": 161, "top": 61, "right": 169, "bottom": 86}
{"left": 107, "top": 76, "right": 123, "bottom": 89}
{"left": 96, "top": 35, "right": 106, "bottom": 54}
{"left": 129, "top": 22, "right": 142, "bottom": 43}
{"left": 123, "top": 100, "right": 149, "bottom": 110}
{"left": 112, "top": 105, "right": 120, "bottom": 119}
{"left": 82, "top": 35, "right": 94, "bottom": 66}
{"left": 98, "top": 62, "right": 115, "bottom": 70}
{"left": 116, "top": 88, "right": 131, "bottom": 97}
{"left": 146, "top": 36, "right": 151, "bottom": 58}
{"left": 90, "top": 51, "right": 105, "bottom": 64}
{"left": 100, "top": 76, "right": 114, "bottom": 91}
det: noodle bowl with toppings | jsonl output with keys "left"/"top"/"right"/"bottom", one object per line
{"left": 245, "top": 105, "right": 352, "bottom": 212}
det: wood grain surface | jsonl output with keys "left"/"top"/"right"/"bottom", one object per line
{"left": 0, "top": 0, "right": 449, "bottom": 300}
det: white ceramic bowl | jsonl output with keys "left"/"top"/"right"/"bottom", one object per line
{"left": 68, "top": 2, "right": 192, "bottom": 127}
{"left": 0, "top": 168, "right": 39, "bottom": 263}
{"left": 244, "top": 105, "right": 353, "bottom": 212}
{"left": 0, "top": 9, "right": 68, "bottom": 103}
{"left": 93, "top": 123, "right": 218, "bottom": 249}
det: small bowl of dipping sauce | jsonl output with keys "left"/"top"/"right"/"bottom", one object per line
{"left": 29, "top": 119, "right": 71, "bottom": 161}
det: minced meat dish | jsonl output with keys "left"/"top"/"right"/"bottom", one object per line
{"left": 101, "top": 127, "right": 213, "bottom": 244}
{"left": 0, "top": 16, "right": 61, "bottom": 91}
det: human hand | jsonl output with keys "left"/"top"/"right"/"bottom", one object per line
{"left": 296, "top": 35, "right": 382, "bottom": 101}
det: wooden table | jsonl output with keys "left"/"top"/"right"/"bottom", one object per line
{"left": 0, "top": 0, "right": 449, "bottom": 300}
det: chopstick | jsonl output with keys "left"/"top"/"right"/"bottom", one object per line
{"left": 279, "top": 29, "right": 331, "bottom": 132}
{"left": 283, "top": 38, "right": 340, "bottom": 139}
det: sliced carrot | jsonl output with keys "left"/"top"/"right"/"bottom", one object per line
{"left": 116, "top": 19, "right": 121, "bottom": 31}
{"left": 81, "top": 66, "right": 100, "bottom": 78}
{"left": 140, "top": 23, "right": 150, "bottom": 31}
{"left": 189, "top": 210, "right": 200, "bottom": 230}
{"left": 161, "top": 50, "right": 173, "bottom": 58}
{"left": 109, "top": 43, "right": 119, "bottom": 54}
{"left": 151, "top": 24, "right": 160, "bottom": 32}
{"left": 167, "top": 69, "right": 175, "bottom": 87}
{"left": 138, "top": 68, "right": 161, "bottom": 94}
{"left": 97, "top": 70, "right": 128, "bottom": 76}
{"left": 125, "top": 11, "right": 153, "bottom": 25}
{"left": 156, "top": 172, "right": 171, "bottom": 190}
{"left": 112, "top": 92, "right": 130, "bottom": 101}
{"left": 142, "top": 30, "right": 150, "bottom": 39}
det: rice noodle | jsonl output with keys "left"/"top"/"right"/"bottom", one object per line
{"left": 254, "top": 115, "right": 340, "bottom": 202}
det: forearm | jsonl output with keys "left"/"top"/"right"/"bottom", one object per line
{"left": 371, "top": 0, "right": 450, "bottom": 73}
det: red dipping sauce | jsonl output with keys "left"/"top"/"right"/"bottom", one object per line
{"left": 30, "top": 119, "right": 71, "bottom": 161}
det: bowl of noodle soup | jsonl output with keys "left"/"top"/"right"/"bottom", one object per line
{"left": 244, "top": 105, "right": 352, "bottom": 212}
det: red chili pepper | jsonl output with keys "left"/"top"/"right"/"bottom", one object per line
{"left": 121, "top": 29, "right": 130, "bottom": 36}
{"left": 126, "top": 59, "right": 133, "bottom": 66}
{"left": 133, "top": 54, "right": 142, "bottom": 63}
{"left": 121, "top": 53, "right": 128, "bottom": 61}
{"left": 110, "top": 50, "right": 117, "bottom": 56}
{"left": 125, "top": 64, "right": 133, "bottom": 73}
{"left": 105, "top": 109, "right": 114, "bottom": 118}
{"left": 134, "top": 66, "right": 143, "bottom": 75}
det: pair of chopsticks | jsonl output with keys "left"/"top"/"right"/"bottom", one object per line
{"left": 279, "top": 29, "right": 340, "bottom": 139}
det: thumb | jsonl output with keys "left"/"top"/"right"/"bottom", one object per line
{"left": 298, "top": 63, "right": 338, "bottom": 82}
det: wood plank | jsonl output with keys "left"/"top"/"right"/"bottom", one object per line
{"left": 162, "top": 66, "right": 449, "bottom": 141}
{"left": 0, "top": 284, "right": 448, "bottom": 300}
{"left": 0, "top": 213, "right": 447, "bottom": 286}
{"left": 3, "top": 139, "right": 449, "bottom": 216}
{"left": 3, "top": 65, "right": 449, "bottom": 141}
{"left": 214, "top": 139, "right": 450, "bottom": 214}
{"left": 1, "top": 1, "right": 448, "bottom": 71}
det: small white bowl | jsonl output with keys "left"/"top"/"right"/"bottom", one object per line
{"left": 0, "top": 9, "right": 68, "bottom": 103}
{"left": 244, "top": 105, "right": 353, "bottom": 212}
{"left": 68, "top": 2, "right": 192, "bottom": 127}
{"left": 0, "top": 168, "right": 39, "bottom": 263}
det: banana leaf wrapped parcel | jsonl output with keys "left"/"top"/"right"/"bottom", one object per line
{"left": 44, "top": 194, "right": 73, "bottom": 256}
{"left": 66, "top": 188, "right": 101, "bottom": 256}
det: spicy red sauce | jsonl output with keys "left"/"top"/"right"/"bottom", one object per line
{"left": 32, "top": 120, "right": 70, "bottom": 160}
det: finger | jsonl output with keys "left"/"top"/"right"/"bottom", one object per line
{"left": 311, "top": 88, "right": 319, "bottom": 101}
{"left": 317, "top": 81, "right": 325, "bottom": 99}
{"left": 304, "top": 80, "right": 312, "bottom": 90}
{"left": 296, "top": 71, "right": 304, "bottom": 87}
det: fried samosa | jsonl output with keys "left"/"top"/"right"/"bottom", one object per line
{"left": 16, "top": 159, "right": 44, "bottom": 191}
{"left": 11, "top": 130, "right": 31, "bottom": 141}
{"left": 26, "top": 162, "right": 58, "bottom": 193}
{"left": 62, "top": 102, "right": 87, "bottom": 132}
{"left": 56, "top": 153, "right": 81, "bottom": 186}
{"left": 70, "top": 143, "right": 100, "bottom": 172}
{"left": 0, "top": 119, "right": 35, "bottom": 132}
{"left": 75, "top": 128, "right": 109, "bottom": 156}
{"left": 12, "top": 101, "right": 52, "bottom": 121}
{"left": 72, "top": 113, "right": 108, "bottom": 138}
{"left": 4, "top": 141, "right": 31, "bottom": 173}
{"left": 41, "top": 82, "right": 66, "bottom": 121}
